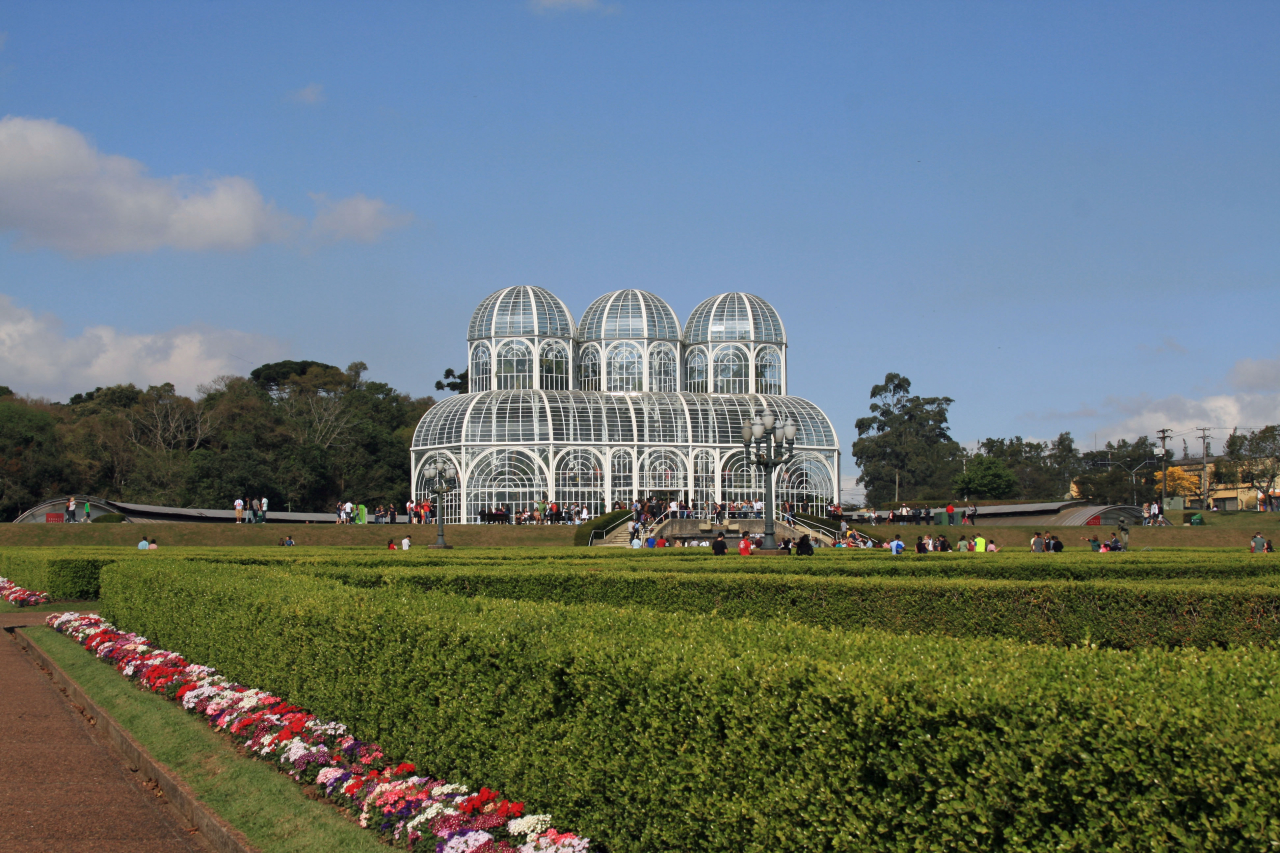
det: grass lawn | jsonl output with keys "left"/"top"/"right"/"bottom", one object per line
{"left": 25, "top": 625, "right": 391, "bottom": 853}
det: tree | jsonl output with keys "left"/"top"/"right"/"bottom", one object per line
{"left": 953, "top": 454, "right": 1020, "bottom": 499}
{"left": 850, "top": 373, "right": 962, "bottom": 506}
{"left": 1225, "top": 426, "right": 1280, "bottom": 511}
{"left": 435, "top": 367, "right": 468, "bottom": 394}
{"left": 1074, "top": 437, "right": 1162, "bottom": 505}
{"left": 1153, "top": 466, "right": 1200, "bottom": 496}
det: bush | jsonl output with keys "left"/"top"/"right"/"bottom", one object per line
{"left": 90, "top": 513, "right": 127, "bottom": 523}
{"left": 573, "top": 508, "right": 631, "bottom": 546}
{"left": 308, "top": 564, "right": 1280, "bottom": 649}
{"left": 0, "top": 550, "right": 116, "bottom": 599}
{"left": 100, "top": 558, "right": 1280, "bottom": 853}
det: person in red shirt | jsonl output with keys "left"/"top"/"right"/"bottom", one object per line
{"left": 387, "top": 539, "right": 397, "bottom": 550}
{"left": 738, "top": 535, "right": 752, "bottom": 556}
{"left": 946, "top": 503, "right": 956, "bottom": 525}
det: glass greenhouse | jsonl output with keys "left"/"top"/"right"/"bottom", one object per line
{"left": 412, "top": 287, "right": 839, "bottom": 522}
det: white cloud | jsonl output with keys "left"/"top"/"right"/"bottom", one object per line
{"left": 0, "top": 116, "right": 408, "bottom": 255}
{"left": 309, "top": 193, "right": 413, "bottom": 244}
{"left": 290, "top": 83, "right": 325, "bottom": 104}
{"left": 0, "top": 295, "right": 288, "bottom": 400}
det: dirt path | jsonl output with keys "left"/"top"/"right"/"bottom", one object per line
{"left": 0, "top": 616, "right": 210, "bottom": 853}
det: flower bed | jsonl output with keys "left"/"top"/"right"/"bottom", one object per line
{"left": 1, "top": 576, "right": 50, "bottom": 606}
{"left": 46, "top": 612, "right": 590, "bottom": 853}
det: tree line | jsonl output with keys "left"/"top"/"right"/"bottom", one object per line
{"left": 849, "top": 372, "right": 1280, "bottom": 508}
{"left": 0, "top": 361, "right": 435, "bottom": 521}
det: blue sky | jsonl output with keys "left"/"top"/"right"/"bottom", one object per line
{"left": 1, "top": 1, "right": 1277, "bottom": 493}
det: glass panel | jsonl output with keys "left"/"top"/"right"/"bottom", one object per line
{"left": 639, "top": 449, "right": 687, "bottom": 498}
{"left": 777, "top": 452, "right": 834, "bottom": 516}
{"left": 712, "top": 345, "right": 749, "bottom": 394}
{"left": 686, "top": 349, "right": 708, "bottom": 394}
{"left": 610, "top": 450, "right": 633, "bottom": 509}
{"left": 496, "top": 341, "right": 533, "bottom": 390}
{"left": 466, "top": 448, "right": 545, "bottom": 522}
{"left": 554, "top": 449, "right": 606, "bottom": 517}
{"left": 577, "top": 346, "right": 601, "bottom": 391}
{"left": 539, "top": 341, "right": 570, "bottom": 391}
{"left": 607, "top": 342, "right": 643, "bottom": 392}
{"left": 711, "top": 294, "right": 752, "bottom": 341}
{"left": 468, "top": 290, "right": 502, "bottom": 341}
{"left": 470, "top": 343, "right": 491, "bottom": 393}
{"left": 649, "top": 343, "right": 677, "bottom": 392}
{"left": 755, "top": 346, "right": 782, "bottom": 395}
{"left": 414, "top": 452, "right": 463, "bottom": 524}
{"left": 720, "top": 449, "right": 764, "bottom": 510}
{"left": 493, "top": 287, "right": 534, "bottom": 337}
{"left": 692, "top": 449, "right": 717, "bottom": 512}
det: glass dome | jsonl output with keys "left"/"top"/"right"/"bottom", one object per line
{"left": 468, "top": 286, "right": 575, "bottom": 342}
{"left": 684, "top": 293, "right": 786, "bottom": 345}
{"left": 578, "top": 290, "right": 681, "bottom": 342}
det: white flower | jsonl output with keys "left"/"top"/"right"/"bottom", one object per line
{"left": 442, "top": 831, "right": 493, "bottom": 853}
{"left": 508, "top": 815, "right": 552, "bottom": 842}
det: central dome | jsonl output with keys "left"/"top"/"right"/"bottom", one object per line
{"left": 468, "top": 286, "right": 574, "bottom": 341}
{"left": 578, "top": 290, "right": 680, "bottom": 342}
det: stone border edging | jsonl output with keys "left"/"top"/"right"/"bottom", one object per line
{"left": 8, "top": 625, "right": 259, "bottom": 853}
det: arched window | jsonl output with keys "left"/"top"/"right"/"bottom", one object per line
{"left": 577, "top": 346, "right": 601, "bottom": 392}
{"left": 610, "top": 450, "right": 633, "bottom": 508}
{"left": 470, "top": 343, "right": 491, "bottom": 392}
{"left": 649, "top": 343, "right": 677, "bottom": 392}
{"left": 607, "top": 342, "right": 643, "bottom": 392}
{"left": 712, "top": 345, "right": 749, "bottom": 394}
{"left": 554, "top": 449, "right": 604, "bottom": 515}
{"left": 466, "top": 448, "right": 544, "bottom": 521}
{"left": 692, "top": 449, "right": 716, "bottom": 510}
{"left": 686, "top": 348, "right": 708, "bottom": 393}
{"left": 495, "top": 340, "right": 533, "bottom": 390}
{"left": 755, "top": 346, "right": 782, "bottom": 395}
{"left": 539, "top": 341, "right": 570, "bottom": 391}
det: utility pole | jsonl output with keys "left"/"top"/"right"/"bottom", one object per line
{"left": 1157, "top": 428, "right": 1171, "bottom": 513}
{"left": 1198, "top": 427, "right": 1212, "bottom": 510}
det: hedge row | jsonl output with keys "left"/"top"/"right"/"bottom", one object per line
{"left": 0, "top": 550, "right": 116, "bottom": 600}
{"left": 573, "top": 508, "right": 631, "bottom": 546}
{"left": 301, "top": 564, "right": 1280, "bottom": 649}
{"left": 99, "top": 557, "right": 1280, "bottom": 852}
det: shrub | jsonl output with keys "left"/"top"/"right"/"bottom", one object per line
{"left": 573, "top": 508, "right": 631, "bottom": 546}
{"left": 0, "top": 550, "right": 115, "bottom": 599}
{"left": 99, "top": 558, "right": 1280, "bottom": 853}
{"left": 90, "top": 513, "right": 127, "bottom": 523}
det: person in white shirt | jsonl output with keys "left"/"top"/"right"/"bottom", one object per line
{"left": 260, "top": 497, "right": 268, "bottom": 522}
{"left": 401, "top": 536, "right": 411, "bottom": 550}
{"left": 344, "top": 501, "right": 354, "bottom": 524}
{"left": 234, "top": 498, "right": 244, "bottom": 524}
{"left": 66, "top": 496, "right": 77, "bottom": 523}
{"left": 754, "top": 499, "right": 764, "bottom": 519}
{"left": 406, "top": 499, "right": 415, "bottom": 524}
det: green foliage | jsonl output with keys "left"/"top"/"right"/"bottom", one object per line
{"left": 0, "top": 550, "right": 115, "bottom": 599}
{"left": 1074, "top": 436, "right": 1165, "bottom": 505}
{"left": 434, "top": 367, "right": 468, "bottom": 394}
{"left": 573, "top": 508, "right": 631, "bottom": 546}
{"left": 974, "top": 433, "right": 1079, "bottom": 500}
{"left": 91, "top": 513, "right": 128, "bottom": 523}
{"left": 850, "top": 373, "right": 963, "bottom": 505}
{"left": 0, "top": 362, "right": 435, "bottom": 520}
{"left": 952, "top": 454, "right": 1020, "bottom": 499}
{"left": 1225, "top": 426, "right": 1280, "bottom": 510}
{"left": 100, "top": 558, "right": 1280, "bottom": 852}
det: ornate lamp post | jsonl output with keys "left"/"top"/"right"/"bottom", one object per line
{"left": 422, "top": 463, "right": 459, "bottom": 549}
{"left": 740, "top": 408, "right": 797, "bottom": 550}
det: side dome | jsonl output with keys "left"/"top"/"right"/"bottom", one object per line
{"left": 684, "top": 293, "right": 786, "bottom": 345}
{"left": 468, "top": 286, "right": 575, "bottom": 341}
{"left": 578, "top": 290, "right": 681, "bottom": 342}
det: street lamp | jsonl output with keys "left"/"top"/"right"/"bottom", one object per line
{"left": 422, "top": 462, "right": 459, "bottom": 549}
{"left": 740, "top": 408, "right": 797, "bottom": 550}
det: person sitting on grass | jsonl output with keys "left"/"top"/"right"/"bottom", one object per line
{"left": 1268, "top": 539, "right": 1275, "bottom": 553}
{"left": 284, "top": 536, "right": 295, "bottom": 546}
{"left": 1252, "top": 531, "right": 1267, "bottom": 553}
{"left": 387, "top": 539, "right": 396, "bottom": 550}
{"left": 1082, "top": 535, "right": 1102, "bottom": 552}
{"left": 915, "top": 536, "right": 928, "bottom": 554}
{"left": 795, "top": 534, "right": 814, "bottom": 555}
{"left": 985, "top": 538, "right": 1000, "bottom": 552}
{"left": 148, "top": 539, "right": 158, "bottom": 550}
{"left": 137, "top": 536, "right": 149, "bottom": 550}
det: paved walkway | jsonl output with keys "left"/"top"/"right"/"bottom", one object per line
{"left": 1, "top": 615, "right": 209, "bottom": 852}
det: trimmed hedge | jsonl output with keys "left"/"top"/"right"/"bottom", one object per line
{"left": 304, "top": 564, "right": 1280, "bottom": 648}
{"left": 100, "top": 558, "right": 1280, "bottom": 852}
{"left": 573, "top": 508, "right": 631, "bottom": 546}
{"left": 0, "top": 551, "right": 116, "bottom": 599}
{"left": 90, "top": 513, "right": 128, "bottom": 523}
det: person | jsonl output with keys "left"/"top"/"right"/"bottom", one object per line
{"left": 335, "top": 502, "right": 344, "bottom": 524}
{"left": 402, "top": 535, "right": 411, "bottom": 551}
{"left": 406, "top": 499, "right": 415, "bottom": 524}
{"left": 1082, "top": 535, "right": 1101, "bottom": 552}
{"left": 1252, "top": 531, "right": 1267, "bottom": 553}
{"left": 1031, "top": 532, "right": 1045, "bottom": 553}
{"left": 261, "top": 496, "right": 268, "bottom": 523}
{"left": 285, "top": 535, "right": 295, "bottom": 546}
{"left": 912, "top": 507, "right": 921, "bottom": 526}
{"left": 630, "top": 534, "right": 643, "bottom": 549}
{"left": 1142, "top": 503, "right": 1151, "bottom": 526}
{"left": 915, "top": 536, "right": 927, "bottom": 554}
{"left": 656, "top": 536, "right": 667, "bottom": 548}
{"left": 387, "top": 538, "right": 397, "bottom": 550}
{"left": 795, "top": 534, "right": 814, "bottom": 556}
{"left": 889, "top": 534, "right": 905, "bottom": 555}
{"left": 738, "top": 534, "right": 752, "bottom": 556}
{"left": 712, "top": 532, "right": 728, "bottom": 555}
{"left": 1107, "top": 532, "right": 1122, "bottom": 551}
{"left": 137, "top": 536, "right": 150, "bottom": 550}
{"left": 956, "top": 535, "right": 969, "bottom": 552}
{"left": 973, "top": 534, "right": 987, "bottom": 553}
{"left": 235, "top": 497, "right": 244, "bottom": 523}
{"left": 839, "top": 518, "right": 848, "bottom": 538}
{"left": 66, "top": 496, "right": 77, "bottom": 523}
{"left": 780, "top": 538, "right": 793, "bottom": 554}
{"left": 251, "top": 498, "right": 261, "bottom": 524}
{"left": 344, "top": 500, "right": 354, "bottom": 524}
{"left": 946, "top": 502, "right": 955, "bottom": 526}
{"left": 968, "top": 504, "right": 978, "bottom": 525}
{"left": 936, "top": 535, "right": 951, "bottom": 552}
{"left": 1267, "top": 540, "right": 1275, "bottom": 553}
{"left": 923, "top": 506, "right": 933, "bottom": 526}
{"left": 985, "top": 539, "right": 1000, "bottom": 552}
{"left": 278, "top": 537, "right": 285, "bottom": 546}
{"left": 1116, "top": 522, "right": 1130, "bottom": 551}
{"left": 1051, "top": 535, "right": 1064, "bottom": 552}
{"left": 646, "top": 534, "right": 657, "bottom": 548}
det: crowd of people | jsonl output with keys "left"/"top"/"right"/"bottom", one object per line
{"left": 233, "top": 496, "right": 270, "bottom": 523}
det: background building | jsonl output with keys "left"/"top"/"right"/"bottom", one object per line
{"left": 412, "top": 287, "right": 839, "bottom": 523}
